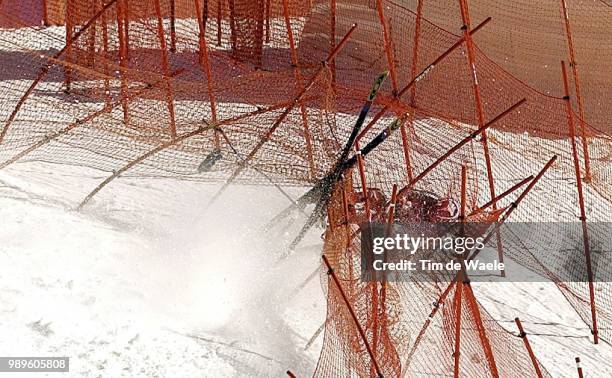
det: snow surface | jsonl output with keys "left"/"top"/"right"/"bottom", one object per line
{"left": 0, "top": 161, "right": 326, "bottom": 377}
{"left": 2, "top": 160, "right": 612, "bottom": 377}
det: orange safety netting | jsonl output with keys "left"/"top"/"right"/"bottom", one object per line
{"left": 0, "top": 0, "right": 610, "bottom": 376}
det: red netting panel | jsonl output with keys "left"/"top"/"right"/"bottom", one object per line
{"left": 403, "top": 0, "right": 612, "bottom": 134}
{"left": 316, "top": 179, "right": 553, "bottom": 376}
{"left": 0, "top": 0, "right": 345, "bottom": 186}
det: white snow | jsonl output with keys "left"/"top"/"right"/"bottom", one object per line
{"left": 2, "top": 158, "right": 612, "bottom": 376}
{"left": 0, "top": 161, "right": 326, "bottom": 377}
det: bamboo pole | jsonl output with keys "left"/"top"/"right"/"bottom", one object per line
{"left": 322, "top": 255, "right": 384, "bottom": 377}
{"left": 560, "top": 0, "right": 591, "bottom": 181}
{"left": 457, "top": 0, "right": 496, "bottom": 204}
{"left": 562, "top": 61, "right": 598, "bottom": 344}
{"left": 514, "top": 318, "right": 544, "bottom": 378}
{"left": 203, "top": 0, "right": 209, "bottom": 28}
{"left": 409, "top": 0, "right": 423, "bottom": 105}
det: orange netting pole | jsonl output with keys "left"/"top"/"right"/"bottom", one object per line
{"left": 399, "top": 120, "right": 413, "bottom": 182}
{"left": 100, "top": 0, "right": 112, "bottom": 107}
{"left": 514, "top": 317, "right": 544, "bottom": 378}
{"left": 42, "top": 0, "right": 49, "bottom": 26}
{"left": 409, "top": 0, "right": 423, "bottom": 104}
{"left": 322, "top": 255, "right": 384, "bottom": 378}
{"left": 458, "top": 0, "right": 507, "bottom": 276}
{"left": 562, "top": 60, "right": 598, "bottom": 344}
{"left": 375, "top": 0, "right": 398, "bottom": 94}
{"left": 123, "top": 0, "right": 130, "bottom": 59}
{"left": 64, "top": 2, "right": 74, "bottom": 92}
{"left": 265, "top": 0, "right": 271, "bottom": 43}
{"left": 87, "top": 2, "right": 97, "bottom": 67}
{"left": 116, "top": 0, "right": 130, "bottom": 125}
{"left": 404, "top": 278, "right": 456, "bottom": 367}
{"left": 203, "top": 0, "right": 209, "bottom": 27}
{"left": 153, "top": 0, "right": 178, "bottom": 137}
{"left": 453, "top": 164, "right": 468, "bottom": 377}
{"left": 170, "top": 0, "right": 177, "bottom": 52}
{"left": 399, "top": 0, "right": 423, "bottom": 182}
{"left": 355, "top": 141, "right": 372, "bottom": 221}
{"left": 281, "top": 0, "right": 316, "bottom": 180}
{"left": 286, "top": 370, "right": 296, "bottom": 378}
{"left": 379, "top": 183, "right": 398, "bottom": 315}
{"left": 195, "top": 0, "right": 221, "bottom": 149}
{"left": 371, "top": 186, "right": 397, "bottom": 378}
{"left": 330, "top": 0, "right": 336, "bottom": 89}
{"left": 452, "top": 280, "right": 463, "bottom": 378}
{"left": 356, "top": 17, "right": 491, "bottom": 142}
{"left": 465, "top": 284, "right": 499, "bottom": 377}
{"left": 560, "top": 0, "right": 591, "bottom": 182}
{"left": 468, "top": 175, "right": 534, "bottom": 217}
{"left": 575, "top": 357, "right": 584, "bottom": 378}
{"left": 0, "top": 0, "right": 119, "bottom": 146}
{"left": 216, "top": 0, "right": 222, "bottom": 46}
{"left": 228, "top": 0, "right": 237, "bottom": 51}
{"left": 458, "top": 0, "right": 496, "bottom": 203}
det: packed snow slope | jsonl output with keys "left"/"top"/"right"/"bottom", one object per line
{"left": 1, "top": 161, "right": 612, "bottom": 377}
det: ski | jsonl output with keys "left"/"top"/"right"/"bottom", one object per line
{"left": 265, "top": 70, "right": 390, "bottom": 230}
{"left": 282, "top": 117, "right": 404, "bottom": 257}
